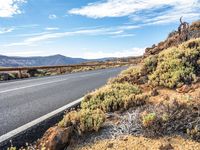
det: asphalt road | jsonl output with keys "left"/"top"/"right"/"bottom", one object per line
{"left": 0, "top": 67, "right": 126, "bottom": 136}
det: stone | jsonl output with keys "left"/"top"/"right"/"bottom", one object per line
{"left": 176, "top": 85, "right": 191, "bottom": 93}
{"left": 159, "top": 143, "right": 174, "bottom": 150}
{"left": 151, "top": 88, "right": 159, "bottom": 96}
{"left": 39, "top": 126, "right": 72, "bottom": 150}
{"left": 107, "top": 142, "right": 114, "bottom": 148}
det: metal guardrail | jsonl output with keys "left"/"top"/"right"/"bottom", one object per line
{"left": 0, "top": 62, "right": 131, "bottom": 78}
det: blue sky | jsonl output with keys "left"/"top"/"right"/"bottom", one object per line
{"left": 0, "top": 0, "right": 200, "bottom": 58}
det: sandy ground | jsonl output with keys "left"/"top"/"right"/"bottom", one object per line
{"left": 72, "top": 135, "right": 200, "bottom": 150}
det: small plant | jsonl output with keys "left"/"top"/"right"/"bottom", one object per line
{"left": 141, "top": 112, "right": 157, "bottom": 127}
{"left": 161, "top": 113, "right": 169, "bottom": 122}
{"left": 58, "top": 111, "right": 79, "bottom": 127}
{"left": 187, "top": 126, "right": 200, "bottom": 139}
{"left": 7, "top": 146, "right": 16, "bottom": 150}
{"left": 79, "top": 108, "right": 105, "bottom": 132}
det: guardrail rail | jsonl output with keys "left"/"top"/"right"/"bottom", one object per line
{"left": 0, "top": 62, "right": 131, "bottom": 78}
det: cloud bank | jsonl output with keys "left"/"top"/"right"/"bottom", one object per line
{"left": 83, "top": 47, "right": 144, "bottom": 59}
{"left": 0, "top": 0, "right": 26, "bottom": 17}
{"left": 69, "top": 0, "right": 200, "bottom": 24}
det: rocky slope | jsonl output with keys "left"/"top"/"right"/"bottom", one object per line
{"left": 144, "top": 20, "right": 200, "bottom": 57}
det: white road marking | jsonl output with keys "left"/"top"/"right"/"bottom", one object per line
{"left": 0, "top": 97, "right": 83, "bottom": 143}
{"left": 0, "top": 72, "right": 103, "bottom": 94}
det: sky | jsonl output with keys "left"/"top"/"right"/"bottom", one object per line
{"left": 0, "top": 0, "right": 200, "bottom": 59}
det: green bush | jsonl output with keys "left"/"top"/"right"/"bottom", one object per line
{"left": 109, "top": 66, "right": 146, "bottom": 85}
{"left": 148, "top": 39, "right": 200, "bottom": 88}
{"left": 7, "top": 147, "right": 16, "bottom": 150}
{"left": 143, "top": 55, "right": 158, "bottom": 74}
{"left": 58, "top": 109, "right": 105, "bottom": 133}
{"left": 81, "top": 82, "right": 142, "bottom": 112}
{"left": 58, "top": 111, "right": 80, "bottom": 127}
{"left": 141, "top": 112, "right": 157, "bottom": 127}
{"left": 124, "top": 93, "right": 149, "bottom": 109}
{"left": 79, "top": 108, "right": 105, "bottom": 132}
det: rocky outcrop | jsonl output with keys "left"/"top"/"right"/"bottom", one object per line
{"left": 144, "top": 20, "right": 200, "bottom": 57}
{"left": 37, "top": 126, "right": 73, "bottom": 150}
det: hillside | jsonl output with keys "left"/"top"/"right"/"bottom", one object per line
{"left": 28, "top": 38, "right": 200, "bottom": 150}
{"left": 10, "top": 20, "right": 200, "bottom": 150}
{"left": 0, "top": 54, "right": 91, "bottom": 67}
{"left": 0, "top": 54, "right": 141, "bottom": 67}
{"left": 144, "top": 20, "right": 200, "bottom": 57}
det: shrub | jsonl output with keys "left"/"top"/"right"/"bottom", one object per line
{"left": 81, "top": 82, "right": 142, "bottom": 112}
{"left": 7, "top": 147, "right": 16, "bottom": 150}
{"left": 187, "top": 126, "right": 200, "bottom": 139}
{"left": 148, "top": 39, "right": 200, "bottom": 88}
{"left": 58, "top": 111, "right": 79, "bottom": 127}
{"left": 141, "top": 112, "right": 157, "bottom": 127}
{"left": 79, "top": 108, "right": 105, "bottom": 132}
{"left": 124, "top": 93, "right": 149, "bottom": 109}
{"left": 143, "top": 55, "right": 158, "bottom": 74}
{"left": 110, "top": 66, "right": 147, "bottom": 85}
{"left": 58, "top": 109, "right": 105, "bottom": 133}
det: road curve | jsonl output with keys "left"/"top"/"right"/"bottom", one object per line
{"left": 0, "top": 67, "right": 126, "bottom": 136}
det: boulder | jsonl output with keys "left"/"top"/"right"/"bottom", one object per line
{"left": 176, "top": 85, "right": 191, "bottom": 93}
{"left": 39, "top": 126, "right": 73, "bottom": 150}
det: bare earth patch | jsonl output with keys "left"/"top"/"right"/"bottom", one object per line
{"left": 72, "top": 135, "right": 200, "bottom": 150}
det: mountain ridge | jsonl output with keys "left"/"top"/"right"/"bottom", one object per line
{"left": 0, "top": 54, "right": 110, "bottom": 67}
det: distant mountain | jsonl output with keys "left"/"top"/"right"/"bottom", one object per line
{"left": 0, "top": 54, "right": 108, "bottom": 67}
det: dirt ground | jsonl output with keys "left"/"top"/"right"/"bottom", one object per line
{"left": 72, "top": 135, "right": 200, "bottom": 150}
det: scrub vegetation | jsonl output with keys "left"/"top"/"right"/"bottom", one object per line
{"left": 13, "top": 20, "right": 200, "bottom": 150}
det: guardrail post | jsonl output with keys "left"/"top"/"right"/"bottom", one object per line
{"left": 19, "top": 69, "right": 22, "bottom": 79}
{"left": 59, "top": 67, "right": 62, "bottom": 74}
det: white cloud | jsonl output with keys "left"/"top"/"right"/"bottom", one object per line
{"left": 82, "top": 47, "right": 144, "bottom": 59}
{"left": 45, "top": 27, "right": 59, "bottom": 31}
{"left": 0, "top": 0, "right": 26, "bottom": 17}
{"left": 69, "top": 0, "right": 200, "bottom": 24}
{"left": 48, "top": 14, "right": 57, "bottom": 19}
{"left": 4, "top": 25, "right": 139, "bottom": 46}
{"left": 111, "top": 33, "right": 135, "bottom": 38}
{"left": 0, "top": 27, "right": 14, "bottom": 34}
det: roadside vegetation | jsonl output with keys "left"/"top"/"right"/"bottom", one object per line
{"left": 31, "top": 38, "right": 200, "bottom": 150}
{"left": 12, "top": 20, "right": 200, "bottom": 150}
